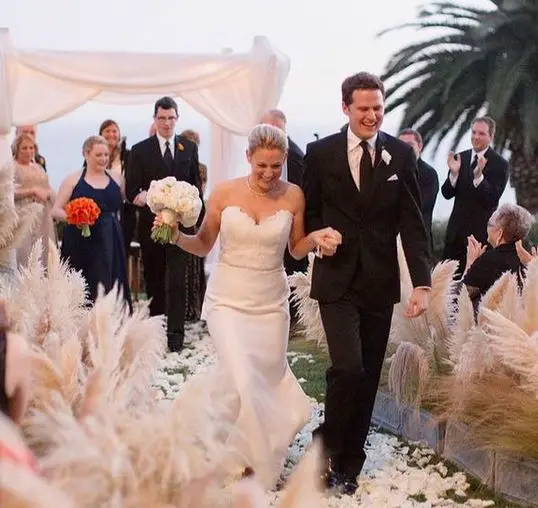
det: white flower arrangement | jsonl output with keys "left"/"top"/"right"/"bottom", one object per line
{"left": 146, "top": 177, "right": 203, "bottom": 243}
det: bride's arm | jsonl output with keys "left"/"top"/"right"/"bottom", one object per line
{"left": 168, "top": 190, "right": 222, "bottom": 257}
{"left": 288, "top": 186, "right": 339, "bottom": 260}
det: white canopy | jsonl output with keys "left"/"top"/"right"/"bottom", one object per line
{"left": 0, "top": 28, "right": 290, "bottom": 191}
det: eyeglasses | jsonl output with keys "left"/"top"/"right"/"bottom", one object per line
{"left": 155, "top": 115, "right": 177, "bottom": 123}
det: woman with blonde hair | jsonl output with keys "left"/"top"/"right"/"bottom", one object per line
{"left": 154, "top": 124, "right": 341, "bottom": 486}
{"left": 52, "top": 136, "right": 131, "bottom": 310}
{"left": 7, "top": 133, "right": 56, "bottom": 268}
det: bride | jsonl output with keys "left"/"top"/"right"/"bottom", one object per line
{"left": 154, "top": 123, "right": 341, "bottom": 487}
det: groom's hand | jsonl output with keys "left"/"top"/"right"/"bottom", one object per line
{"left": 404, "top": 287, "right": 430, "bottom": 318}
{"left": 133, "top": 191, "right": 147, "bottom": 207}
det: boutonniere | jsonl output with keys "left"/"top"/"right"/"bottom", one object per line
{"left": 177, "top": 143, "right": 184, "bottom": 152}
{"left": 381, "top": 148, "right": 392, "bottom": 165}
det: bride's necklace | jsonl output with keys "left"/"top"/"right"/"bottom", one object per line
{"left": 247, "top": 176, "right": 272, "bottom": 197}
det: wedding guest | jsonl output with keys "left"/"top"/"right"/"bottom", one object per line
{"left": 9, "top": 134, "right": 56, "bottom": 268}
{"left": 126, "top": 97, "right": 203, "bottom": 352}
{"left": 97, "top": 119, "right": 136, "bottom": 253}
{"left": 442, "top": 116, "right": 509, "bottom": 275}
{"left": 180, "top": 129, "right": 207, "bottom": 321}
{"left": 15, "top": 125, "right": 47, "bottom": 171}
{"left": 52, "top": 136, "right": 132, "bottom": 310}
{"left": 0, "top": 299, "right": 30, "bottom": 426}
{"left": 398, "top": 128, "right": 439, "bottom": 252}
{"left": 463, "top": 203, "right": 533, "bottom": 309}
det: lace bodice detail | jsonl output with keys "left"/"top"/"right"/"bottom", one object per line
{"left": 218, "top": 206, "right": 292, "bottom": 271}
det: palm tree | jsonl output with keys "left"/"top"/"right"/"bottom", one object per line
{"left": 379, "top": 0, "right": 538, "bottom": 212}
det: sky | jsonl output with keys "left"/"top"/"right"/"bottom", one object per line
{"left": 2, "top": 0, "right": 513, "bottom": 218}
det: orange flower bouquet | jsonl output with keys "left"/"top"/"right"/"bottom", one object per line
{"left": 65, "top": 197, "right": 101, "bottom": 238}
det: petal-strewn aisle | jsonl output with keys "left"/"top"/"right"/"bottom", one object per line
{"left": 156, "top": 323, "right": 499, "bottom": 508}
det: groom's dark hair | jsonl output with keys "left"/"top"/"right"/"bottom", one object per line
{"left": 341, "top": 72, "right": 385, "bottom": 105}
{"left": 154, "top": 96, "right": 178, "bottom": 116}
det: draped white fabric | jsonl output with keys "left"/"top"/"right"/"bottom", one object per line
{"left": 0, "top": 28, "right": 290, "bottom": 267}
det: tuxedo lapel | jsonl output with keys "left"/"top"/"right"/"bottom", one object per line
{"left": 150, "top": 135, "right": 167, "bottom": 176}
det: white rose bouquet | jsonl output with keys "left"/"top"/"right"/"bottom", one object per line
{"left": 146, "top": 177, "right": 203, "bottom": 244}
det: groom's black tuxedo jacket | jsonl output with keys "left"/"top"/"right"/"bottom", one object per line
{"left": 126, "top": 134, "right": 203, "bottom": 240}
{"left": 303, "top": 130, "right": 431, "bottom": 307}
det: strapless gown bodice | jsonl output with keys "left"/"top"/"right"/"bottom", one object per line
{"left": 218, "top": 206, "right": 292, "bottom": 271}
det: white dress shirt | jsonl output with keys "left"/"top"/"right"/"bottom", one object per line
{"left": 156, "top": 133, "right": 176, "bottom": 159}
{"left": 449, "top": 146, "right": 488, "bottom": 188}
{"left": 347, "top": 127, "right": 376, "bottom": 191}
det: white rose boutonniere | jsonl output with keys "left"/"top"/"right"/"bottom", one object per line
{"left": 381, "top": 148, "right": 392, "bottom": 165}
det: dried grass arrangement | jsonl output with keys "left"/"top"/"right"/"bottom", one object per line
{"left": 386, "top": 237, "right": 460, "bottom": 407}
{"left": 431, "top": 257, "right": 538, "bottom": 458}
{"left": 0, "top": 242, "right": 324, "bottom": 507}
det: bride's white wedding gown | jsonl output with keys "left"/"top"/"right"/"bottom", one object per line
{"left": 202, "top": 205, "right": 311, "bottom": 487}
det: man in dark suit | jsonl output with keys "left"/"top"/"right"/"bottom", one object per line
{"left": 260, "top": 109, "right": 307, "bottom": 326}
{"left": 303, "top": 72, "right": 431, "bottom": 494}
{"left": 441, "top": 116, "right": 509, "bottom": 275}
{"left": 126, "top": 97, "right": 203, "bottom": 352}
{"left": 398, "top": 128, "right": 439, "bottom": 252}
{"left": 15, "top": 125, "right": 47, "bottom": 171}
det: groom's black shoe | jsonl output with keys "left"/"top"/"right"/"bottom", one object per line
{"left": 167, "top": 334, "right": 184, "bottom": 353}
{"left": 324, "top": 470, "right": 358, "bottom": 496}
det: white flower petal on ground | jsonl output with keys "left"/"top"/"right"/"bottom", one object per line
{"left": 156, "top": 322, "right": 501, "bottom": 508}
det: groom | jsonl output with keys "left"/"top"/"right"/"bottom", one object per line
{"left": 126, "top": 96, "right": 203, "bottom": 352}
{"left": 303, "top": 72, "right": 431, "bottom": 494}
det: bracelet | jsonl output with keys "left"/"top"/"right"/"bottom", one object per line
{"left": 169, "top": 230, "right": 180, "bottom": 245}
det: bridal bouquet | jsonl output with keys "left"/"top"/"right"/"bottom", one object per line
{"left": 64, "top": 197, "right": 101, "bottom": 238}
{"left": 147, "top": 177, "right": 202, "bottom": 244}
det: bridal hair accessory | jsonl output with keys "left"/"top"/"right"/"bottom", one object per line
{"left": 381, "top": 147, "right": 392, "bottom": 165}
{"left": 147, "top": 177, "right": 202, "bottom": 243}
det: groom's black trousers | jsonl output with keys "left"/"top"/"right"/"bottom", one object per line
{"left": 316, "top": 288, "right": 393, "bottom": 478}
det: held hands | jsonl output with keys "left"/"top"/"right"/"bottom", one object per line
{"left": 310, "top": 227, "right": 342, "bottom": 257}
{"left": 32, "top": 187, "right": 50, "bottom": 203}
{"left": 447, "top": 152, "right": 461, "bottom": 176}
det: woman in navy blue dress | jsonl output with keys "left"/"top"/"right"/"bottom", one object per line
{"left": 52, "top": 136, "right": 132, "bottom": 311}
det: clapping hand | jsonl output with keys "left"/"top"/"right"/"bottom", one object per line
{"left": 474, "top": 154, "right": 487, "bottom": 179}
{"left": 515, "top": 240, "right": 537, "bottom": 266}
{"left": 447, "top": 151, "right": 461, "bottom": 176}
{"left": 466, "top": 234, "right": 486, "bottom": 270}
{"left": 311, "top": 227, "right": 342, "bottom": 257}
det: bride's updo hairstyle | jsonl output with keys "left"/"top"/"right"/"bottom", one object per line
{"left": 247, "top": 123, "right": 288, "bottom": 154}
